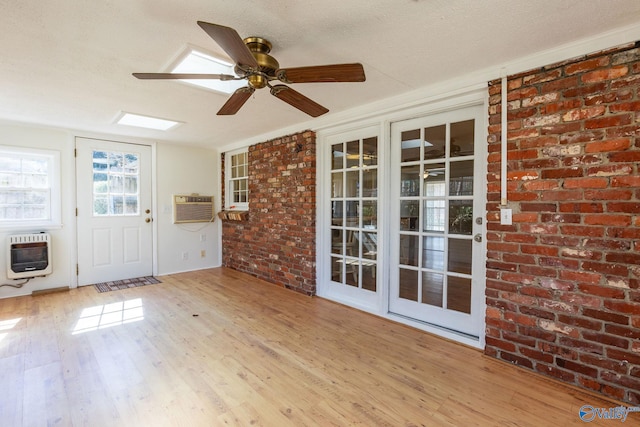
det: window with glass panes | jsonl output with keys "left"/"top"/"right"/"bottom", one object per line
{"left": 330, "top": 137, "right": 378, "bottom": 291}
{"left": 229, "top": 150, "right": 248, "bottom": 207}
{"left": 0, "top": 149, "right": 55, "bottom": 222}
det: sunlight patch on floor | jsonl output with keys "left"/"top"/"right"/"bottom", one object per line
{"left": 72, "top": 298, "right": 144, "bottom": 335}
{"left": 0, "top": 317, "right": 22, "bottom": 344}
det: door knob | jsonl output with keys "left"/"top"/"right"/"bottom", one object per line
{"left": 145, "top": 218, "right": 152, "bottom": 223}
{"left": 474, "top": 233, "right": 482, "bottom": 242}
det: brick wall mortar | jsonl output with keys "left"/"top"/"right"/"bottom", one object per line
{"left": 486, "top": 42, "right": 640, "bottom": 404}
{"left": 221, "top": 130, "right": 316, "bottom": 295}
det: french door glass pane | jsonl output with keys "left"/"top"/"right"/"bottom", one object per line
{"left": 450, "top": 160, "right": 474, "bottom": 196}
{"left": 449, "top": 200, "right": 473, "bottom": 235}
{"left": 330, "top": 136, "right": 378, "bottom": 292}
{"left": 422, "top": 236, "right": 444, "bottom": 270}
{"left": 346, "top": 140, "right": 359, "bottom": 168}
{"left": 401, "top": 165, "right": 420, "bottom": 196}
{"left": 331, "top": 172, "right": 343, "bottom": 197}
{"left": 362, "top": 169, "right": 377, "bottom": 197}
{"left": 424, "top": 125, "right": 446, "bottom": 160}
{"left": 448, "top": 239, "right": 472, "bottom": 274}
{"left": 450, "top": 120, "right": 475, "bottom": 157}
{"left": 447, "top": 276, "right": 472, "bottom": 314}
{"left": 345, "top": 171, "right": 359, "bottom": 197}
{"left": 331, "top": 144, "right": 344, "bottom": 169}
{"left": 362, "top": 201, "right": 377, "bottom": 228}
{"left": 400, "top": 200, "right": 419, "bottom": 231}
{"left": 399, "top": 235, "right": 418, "bottom": 266}
{"left": 399, "top": 268, "right": 418, "bottom": 301}
{"left": 422, "top": 272, "right": 444, "bottom": 307}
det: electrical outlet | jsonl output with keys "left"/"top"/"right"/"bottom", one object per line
{"left": 200, "top": 250, "right": 206, "bottom": 258}
{"left": 200, "top": 234, "right": 206, "bottom": 242}
{"left": 500, "top": 208, "right": 513, "bottom": 225}
{"left": 181, "top": 252, "right": 188, "bottom": 261}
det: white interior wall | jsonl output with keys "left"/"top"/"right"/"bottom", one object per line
{"left": 155, "top": 143, "right": 220, "bottom": 275}
{"left": 0, "top": 122, "right": 220, "bottom": 299}
{"left": 0, "top": 122, "right": 75, "bottom": 298}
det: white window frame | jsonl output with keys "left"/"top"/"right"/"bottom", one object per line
{"left": 0, "top": 146, "right": 61, "bottom": 230}
{"left": 225, "top": 147, "right": 249, "bottom": 211}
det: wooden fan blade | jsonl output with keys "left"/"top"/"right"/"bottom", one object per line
{"left": 270, "top": 85, "right": 329, "bottom": 117}
{"left": 133, "top": 73, "right": 237, "bottom": 80}
{"left": 276, "top": 63, "right": 365, "bottom": 84}
{"left": 197, "top": 21, "right": 258, "bottom": 69}
{"left": 217, "top": 87, "right": 255, "bottom": 115}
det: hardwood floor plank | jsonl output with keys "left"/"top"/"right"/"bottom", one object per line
{"left": 0, "top": 267, "right": 631, "bottom": 426}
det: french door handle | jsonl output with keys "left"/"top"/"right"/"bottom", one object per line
{"left": 473, "top": 233, "right": 482, "bottom": 243}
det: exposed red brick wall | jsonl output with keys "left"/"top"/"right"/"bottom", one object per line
{"left": 221, "top": 130, "right": 316, "bottom": 295}
{"left": 486, "top": 42, "right": 640, "bottom": 403}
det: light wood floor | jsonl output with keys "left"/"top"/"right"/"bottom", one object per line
{"left": 0, "top": 268, "right": 626, "bottom": 426}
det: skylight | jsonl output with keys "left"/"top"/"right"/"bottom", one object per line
{"left": 172, "top": 49, "right": 246, "bottom": 94}
{"left": 117, "top": 112, "right": 181, "bottom": 131}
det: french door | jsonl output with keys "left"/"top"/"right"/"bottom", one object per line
{"left": 389, "top": 105, "right": 484, "bottom": 337}
{"left": 76, "top": 138, "right": 153, "bottom": 286}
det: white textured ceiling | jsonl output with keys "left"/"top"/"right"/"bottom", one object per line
{"left": 1, "top": 0, "right": 640, "bottom": 149}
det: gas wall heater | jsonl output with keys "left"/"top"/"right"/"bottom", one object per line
{"left": 173, "top": 195, "right": 215, "bottom": 224}
{"left": 7, "top": 233, "right": 53, "bottom": 279}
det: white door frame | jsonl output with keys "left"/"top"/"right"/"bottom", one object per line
{"left": 74, "top": 137, "right": 158, "bottom": 286}
{"left": 317, "top": 89, "right": 487, "bottom": 348}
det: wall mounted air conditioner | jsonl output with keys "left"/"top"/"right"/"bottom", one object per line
{"left": 7, "top": 233, "right": 52, "bottom": 279}
{"left": 172, "top": 194, "right": 214, "bottom": 224}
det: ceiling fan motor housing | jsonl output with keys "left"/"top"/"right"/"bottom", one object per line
{"left": 238, "top": 37, "right": 279, "bottom": 89}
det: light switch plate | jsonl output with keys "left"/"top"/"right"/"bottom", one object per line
{"left": 500, "top": 208, "right": 513, "bottom": 225}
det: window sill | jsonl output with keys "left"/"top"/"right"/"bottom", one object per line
{"left": 217, "top": 210, "right": 249, "bottom": 221}
{"left": 0, "top": 222, "right": 63, "bottom": 232}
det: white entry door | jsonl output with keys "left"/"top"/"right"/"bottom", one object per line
{"left": 76, "top": 138, "right": 153, "bottom": 286}
{"left": 389, "top": 105, "right": 484, "bottom": 337}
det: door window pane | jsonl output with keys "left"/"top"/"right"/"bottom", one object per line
{"left": 331, "top": 172, "right": 343, "bottom": 198}
{"left": 331, "top": 229, "right": 343, "bottom": 254}
{"left": 362, "top": 232, "right": 377, "bottom": 260}
{"left": 401, "top": 165, "right": 420, "bottom": 196}
{"left": 345, "top": 170, "right": 359, "bottom": 198}
{"left": 345, "top": 201, "right": 359, "bottom": 227}
{"left": 450, "top": 120, "right": 474, "bottom": 157}
{"left": 400, "top": 200, "right": 419, "bottom": 231}
{"left": 423, "top": 200, "right": 445, "bottom": 232}
{"left": 424, "top": 125, "right": 446, "bottom": 160}
{"left": 448, "top": 238, "right": 472, "bottom": 274}
{"left": 401, "top": 129, "right": 421, "bottom": 162}
{"left": 93, "top": 150, "right": 140, "bottom": 216}
{"left": 346, "top": 140, "right": 359, "bottom": 168}
{"left": 450, "top": 160, "right": 474, "bottom": 196}
{"left": 422, "top": 236, "right": 444, "bottom": 270}
{"left": 332, "top": 143, "right": 344, "bottom": 170}
{"left": 363, "top": 137, "right": 378, "bottom": 166}
{"left": 362, "top": 169, "right": 377, "bottom": 197}
{"left": 422, "top": 272, "right": 444, "bottom": 307}
{"left": 331, "top": 201, "right": 343, "bottom": 226}
{"left": 399, "top": 268, "right": 418, "bottom": 301}
{"left": 447, "top": 276, "right": 472, "bottom": 314}
{"left": 362, "top": 201, "right": 377, "bottom": 228}
{"left": 399, "top": 235, "right": 418, "bottom": 266}
{"left": 449, "top": 200, "right": 473, "bottom": 235}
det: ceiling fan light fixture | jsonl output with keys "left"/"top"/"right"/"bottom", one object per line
{"left": 134, "top": 21, "right": 366, "bottom": 116}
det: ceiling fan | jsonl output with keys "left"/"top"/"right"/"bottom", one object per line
{"left": 133, "top": 21, "right": 366, "bottom": 117}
